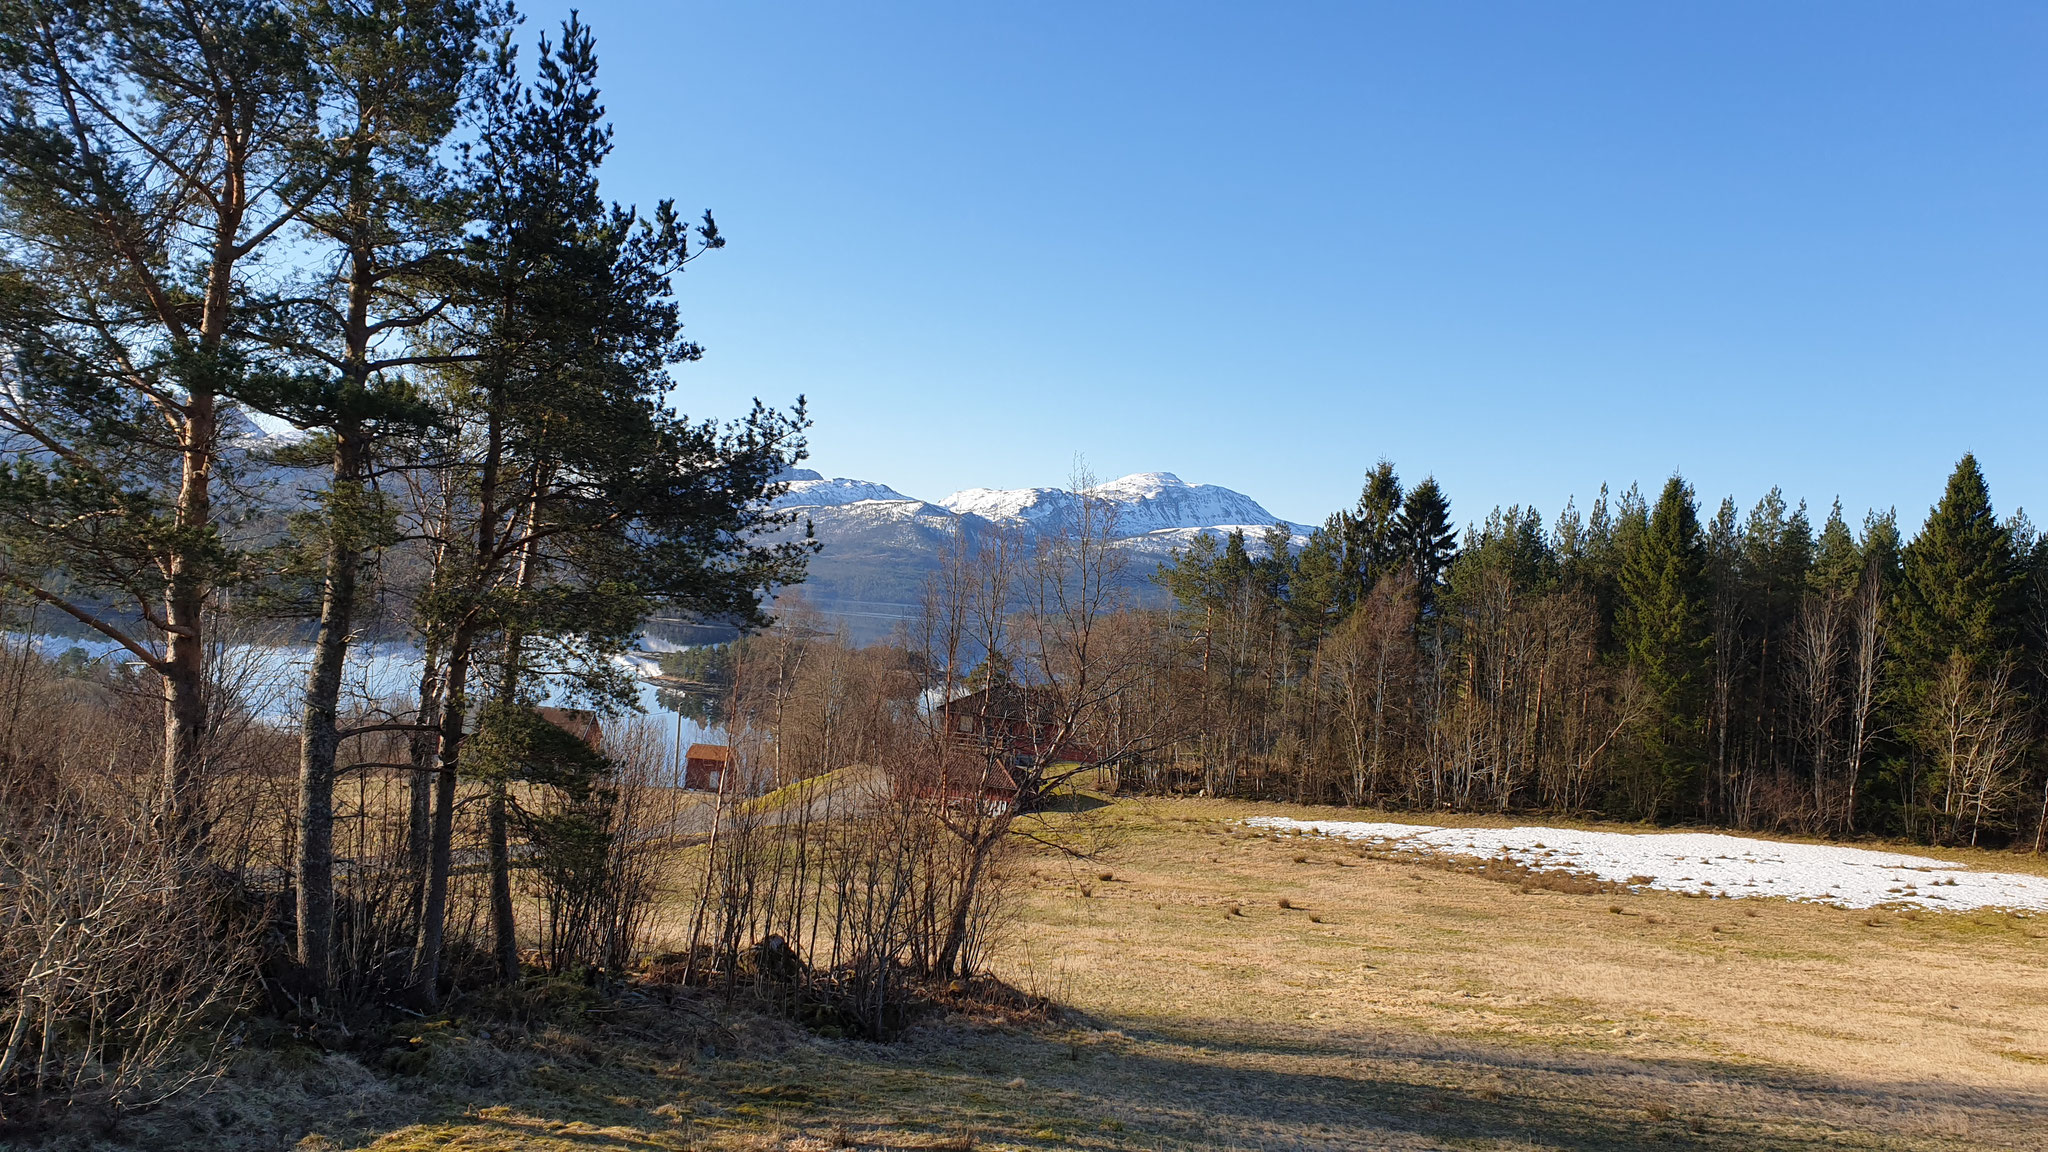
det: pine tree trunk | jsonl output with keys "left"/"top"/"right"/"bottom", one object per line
{"left": 297, "top": 202, "right": 383, "bottom": 995}
{"left": 487, "top": 776, "right": 518, "bottom": 981}
{"left": 294, "top": 446, "right": 362, "bottom": 998}
{"left": 160, "top": 393, "right": 216, "bottom": 850}
{"left": 411, "top": 625, "right": 474, "bottom": 1006}
{"left": 486, "top": 504, "right": 541, "bottom": 984}
{"left": 406, "top": 643, "right": 442, "bottom": 908}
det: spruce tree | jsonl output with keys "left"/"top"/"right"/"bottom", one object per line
{"left": 1331, "top": 460, "right": 1403, "bottom": 607}
{"left": 1890, "top": 456, "right": 2025, "bottom": 836}
{"left": 1859, "top": 510, "right": 1903, "bottom": 588}
{"left": 1812, "top": 500, "right": 1861, "bottom": 597}
{"left": 1395, "top": 476, "right": 1458, "bottom": 609}
{"left": 1615, "top": 476, "right": 1712, "bottom": 817}
{"left": 1895, "top": 454, "right": 2023, "bottom": 675}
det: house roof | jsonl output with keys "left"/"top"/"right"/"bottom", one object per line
{"left": 685, "top": 743, "right": 732, "bottom": 763}
{"left": 534, "top": 706, "right": 603, "bottom": 750}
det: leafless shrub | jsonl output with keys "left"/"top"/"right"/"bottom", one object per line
{"left": 518, "top": 718, "right": 687, "bottom": 978}
{"left": 0, "top": 783, "right": 255, "bottom": 1120}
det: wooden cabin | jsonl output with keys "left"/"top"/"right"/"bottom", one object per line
{"left": 684, "top": 743, "right": 731, "bottom": 791}
{"left": 534, "top": 706, "right": 604, "bottom": 751}
{"left": 938, "top": 685, "right": 1095, "bottom": 765}
{"left": 899, "top": 759, "right": 1022, "bottom": 816}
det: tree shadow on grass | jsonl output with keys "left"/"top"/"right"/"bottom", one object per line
{"left": 806, "top": 1015, "right": 2048, "bottom": 1152}
{"left": 1032, "top": 791, "right": 1111, "bottom": 814}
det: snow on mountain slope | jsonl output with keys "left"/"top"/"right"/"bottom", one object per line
{"left": 939, "top": 472, "right": 1309, "bottom": 537}
{"left": 1122, "top": 524, "right": 1311, "bottom": 562}
{"left": 796, "top": 498, "right": 978, "bottom": 545}
{"left": 773, "top": 469, "right": 916, "bottom": 508}
{"left": 774, "top": 468, "right": 1308, "bottom": 641}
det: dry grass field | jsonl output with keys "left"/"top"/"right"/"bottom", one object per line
{"left": 114, "top": 797, "right": 2048, "bottom": 1152}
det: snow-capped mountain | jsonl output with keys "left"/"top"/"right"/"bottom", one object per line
{"left": 939, "top": 471, "right": 1312, "bottom": 540}
{"left": 774, "top": 469, "right": 1310, "bottom": 641}
{"left": 772, "top": 469, "right": 916, "bottom": 508}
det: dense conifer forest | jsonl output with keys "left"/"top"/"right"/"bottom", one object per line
{"left": 1137, "top": 455, "right": 2047, "bottom": 848}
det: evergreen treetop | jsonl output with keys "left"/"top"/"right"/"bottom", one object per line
{"left": 1895, "top": 453, "right": 2023, "bottom": 674}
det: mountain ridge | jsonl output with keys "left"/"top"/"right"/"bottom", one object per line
{"left": 768, "top": 468, "right": 1312, "bottom": 642}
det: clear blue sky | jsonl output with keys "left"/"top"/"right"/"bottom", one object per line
{"left": 568, "top": 1, "right": 2048, "bottom": 533}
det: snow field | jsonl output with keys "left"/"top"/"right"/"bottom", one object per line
{"left": 1244, "top": 816, "right": 2048, "bottom": 913}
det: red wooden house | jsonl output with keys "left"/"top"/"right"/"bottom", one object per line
{"left": 919, "top": 685, "right": 1102, "bottom": 814}
{"left": 938, "top": 685, "right": 1095, "bottom": 765}
{"left": 919, "top": 758, "right": 1022, "bottom": 815}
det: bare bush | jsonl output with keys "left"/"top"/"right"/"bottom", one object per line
{"left": 523, "top": 718, "right": 686, "bottom": 976}
{"left": 0, "top": 786, "right": 255, "bottom": 1120}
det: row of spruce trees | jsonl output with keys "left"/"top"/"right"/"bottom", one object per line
{"left": 1153, "top": 455, "right": 2048, "bottom": 849}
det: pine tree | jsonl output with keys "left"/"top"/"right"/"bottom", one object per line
{"left": 1737, "top": 489, "right": 1813, "bottom": 811}
{"left": 1257, "top": 522, "right": 1296, "bottom": 601}
{"left": 1216, "top": 529, "right": 1256, "bottom": 596}
{"left": 0, "top": 0, "right": 334, "bottom": 847}
{"left": 409, "top": 15, "right": 810, "bottom": 995}
{"left": 1285, "top": 527, "right": 1347, "bottom": 639}
{"left": 1615, "top": 476, "right": 1712, "bottom": 817}
{"left": 251, "top": 0, "right": 482, "bottom": 1002}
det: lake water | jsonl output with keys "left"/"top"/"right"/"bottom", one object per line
{"left": 11, "top": 632, "right": 723, "bottom": 772}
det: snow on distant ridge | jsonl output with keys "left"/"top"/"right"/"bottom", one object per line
{"left": 775, "top": 471, "right": 917, "bottom": 509}
{"left": 941, "top": 471, "right": 1309, "bottom": 537}
{"left": 1126, "top": 524, "right": 1312, "bottom": 556}
{"left": 1246, "top": 817, "right": 2048, "bottom": 913}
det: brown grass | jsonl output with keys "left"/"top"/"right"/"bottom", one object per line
{"left": 77, "top": 795, "right": 2048, "bottom": 1151}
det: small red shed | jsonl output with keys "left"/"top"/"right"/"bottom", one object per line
{"left": 684, "top": 743, "right": 730, "bottom": 791}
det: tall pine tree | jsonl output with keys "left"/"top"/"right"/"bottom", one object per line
{"left": 0, "top": 0, "right": 336, "bottom": 847}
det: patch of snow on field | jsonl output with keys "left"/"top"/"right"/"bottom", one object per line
{"left": 1244, "top": 817, "right": 2048, "bottom": 912}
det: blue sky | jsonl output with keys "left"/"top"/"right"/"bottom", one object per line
{"left": 569, "top": 1, "right": 2048, "bottom": 532}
